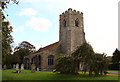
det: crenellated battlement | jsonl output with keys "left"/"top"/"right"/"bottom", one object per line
{"left": 60, "top": 8, "right": 83, "bottom": 17}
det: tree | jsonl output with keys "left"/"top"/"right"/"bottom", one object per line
{"left": 112, "top": 48, "right": 120, "bottom": 64}
{"left": 0, "top": 0, "right": 19, "bottom": 20}
{"left": 109, "top": 49, "right": 120, "bottom": 70}
{"left": 55, "top": 54, "right": 77, "bottom": 74}
{"left": 5, "top": 54, "right": 20, "bottom": 68}
{"left": 14, "top": 41, "right": 36, "bottom": 64}
{"left": 14, "top": 41, "right": 36, "bottom": 52}
{"left": 72, "top": 42, "right": 109, "bottom": 76}
{"left": 1, "top": 0, "right": 19, "bottom": 66}
{"left": 72, "top": 43, "right": 109, "bottom": 76}
{"left": 72, "top": 42, "right": 95, "bottom": 76}
{"left": 107, "top": 56, "right": 112, "bottom": 64}
{"left": 56, "top": 42, "right": 109, "bottom": 76}
{"left": 2, "top": 21, "right": 13, "bottom": 65}
{"left": 93, "top": 53, "right": 109, "bottom": 76}
{"left": 56, "top": 42, "right": 95, "bottom": 75}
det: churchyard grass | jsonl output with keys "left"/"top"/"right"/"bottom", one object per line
{"left": 2, "top": 69, "right": 118, "bottom": 80}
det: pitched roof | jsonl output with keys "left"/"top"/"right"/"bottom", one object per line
{"left": 36, "top": 41, "right": 59, "bottom": 53}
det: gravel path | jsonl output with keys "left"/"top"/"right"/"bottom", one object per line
{"left": 107, "top": 71, "right": 120, "bottom": 74}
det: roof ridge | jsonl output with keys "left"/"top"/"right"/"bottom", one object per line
{"left": 36, "top": 41, "right": 59, "bottom": 53}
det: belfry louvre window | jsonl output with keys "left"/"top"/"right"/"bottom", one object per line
{"left": 75, "top": 18, "right": 79, "bottom": 27}
{"left": 48, "top": 55, "right": 54, "bottom": 65}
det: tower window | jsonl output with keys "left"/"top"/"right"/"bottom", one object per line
{"left": 63, "top": 19, "right": 66, "bottom": 27}
{"left": 48, "top": 55, "right": 54, "bottom": 66}
{"left": 75, "top": 18, "right": 79, "bottom": 27}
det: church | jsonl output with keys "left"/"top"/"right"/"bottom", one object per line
{"left": 24, "top": 8, "right": 86, "bottom": 70}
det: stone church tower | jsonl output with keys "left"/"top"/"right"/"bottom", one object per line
{"left": 24, "top": 8, "right": 86, "bottom": 70}
{"left": 59, "top": 8, "right": 86, "bottom": 54}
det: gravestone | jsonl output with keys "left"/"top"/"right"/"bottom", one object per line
{"left": 3, "top": 64, "right": 6, "bottom": 70}
{"left": 16, "top": 64, "right": 19, "bottom": 73}
{"left": 21, "top": 64, "right": 24, "bottom": 71}
{"left": 53, "top": 69, "right": 56, "bottom": 72}
{"left": 37, "top": 67, "right": 39, "bottom": 71}
{"left": 13, "top": 64, "right": 16, "bottom": 69}
{"left": 31, "top": 64, "right": 35, "bottom": 73}
{"left": 10, "top": 64, "right": 12, "bottom": 68}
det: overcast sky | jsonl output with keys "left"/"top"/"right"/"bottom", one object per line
{"left": 5, "top": 0, "right": 119, "bottom": 56}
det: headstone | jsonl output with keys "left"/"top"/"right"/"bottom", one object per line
{"left": 53, "top": 69, "right": 56, "bottom": 72}
{"left": 21, "top": 64, "right": 24, "bottom": 71}
{"left": 37, "top": 68, "right": 39, "bottom": 71}
{"left": 13, "top": 64, "right": 16, "bottom": 69}
{"left": 3, "top": 64, "right": 6, "bottom": 70}
{"left": 16, "top": 63, "right": 19, "bottom": 73}
{"left": 31, "top": 64, "right": 35, "bottom": 73}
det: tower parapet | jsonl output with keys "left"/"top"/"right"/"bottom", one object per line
{"left": 60, "top": 8, "right": 83, "bottom": 17}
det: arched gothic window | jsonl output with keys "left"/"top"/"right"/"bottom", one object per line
{"left": 63, "top": 19, "right": 66, "bottom": 27}
{"left": 48, "top": 55, "right": 54, "bottom": 66}
{"left": 75, "top": 18, "right": 79, "bottom": 27}
{"left": 38, "top": 55, "right": 41, "bottom": 65}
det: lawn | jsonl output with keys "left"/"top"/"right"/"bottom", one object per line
{"left": 2, "top": 69, "right": 119, "bottom": 80}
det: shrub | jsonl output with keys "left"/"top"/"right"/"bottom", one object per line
{"left": 108, "top": 63, "right": 119, "bottom": 70}
{"left": 55, "top": 54, "right": 78, "bottom": 74}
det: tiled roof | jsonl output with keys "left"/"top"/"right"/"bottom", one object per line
{"left": 36, "top": 41, "right": 59, "bottom": 53}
